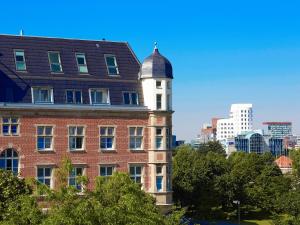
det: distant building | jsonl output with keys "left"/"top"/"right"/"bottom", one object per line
{"left": 217, "top": 104, "right": 253, "bottom": 142}
{"left": 275, "top": 156, "right": 293, "bottom": 174}
{"left": 235, "top": 131, "right": 284, "bottom": 156}
{"left": 199, "top": 118, "right": 219, "bottom": 143}
{"left": 296, "top": 136, "right": 300, "bottom": 149}
{"left": 263, "top": 122, "right": 292, "bottom": 138}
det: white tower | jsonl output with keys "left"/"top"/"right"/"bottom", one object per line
{"left": 140, "top": 44, "right": 174, "bottom": 212}
{"left": 140, "top": 44, "right": 173, "bottom": 111}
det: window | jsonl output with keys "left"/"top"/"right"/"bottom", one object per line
{"left": 69, "top": 167, "right": 84, "bottom": 191}
{"left": 156, "top": 128, "right": 163, "bottom": 149}
{"left": 76, "top": 53, "right": 88, "bottom": 73}
{"left": 37, "top": 167, "right": 52, "bottom": 187}
{"left": 105, "top": 55, "right": 119, "bottom": 75}
{"left": 2, "top": 117, "right": 19, "bottom": 136}
{"left": 129, "top": 165, "right": 142, "bottom": 184}
{"left": 89, "top": 89, "right": 109, "bottom": 104}
{"left": 166, "top": 164, "right": 172, "bottom": 191}
{"left": 156, "top": 94, "right": 162, "bottom": 110}
{"left": 166, "top": 128, "right": 171, "bottom": 149}
{"left": 123, "top": 92, "right": 138, "bottom": 105}
{"left": 156, "top": 165, "right": 163, "bottom": 192}
{"left": 37, "top": 126, "right": 53, "bottom": 151}
{"left": 167, "top": 81, "right": 171, "bottom": 89}
{"left": 69, "top": 126, "right": 85, "bottom": 150}
{"left": 32, "top": 87, "right": 53, "bottom": 103}
{"left": 66, "top": 90, "right": 82, "bottom": 104}
{"left": 0, "top": 149, "right": 19, "bottom": 175}
{"left": 14, "top": 50, "right": 26, "bottom": 71}
{"left": 129, "top": 127, "right": 143, "bottom": 150}
{"left": 100, "top": 165, "right": 115, "bottom": 177}
{"left": 48, "top": 52, "right": 62, "bottom": 72}
{"left": 156, "top": 81, "right": 162, "bottom": 88}
{"left": 167, "top": 94, "right": 171, "bottom": 110}
{"left": 100, "top": 127, "right": 115, "bottom": 150}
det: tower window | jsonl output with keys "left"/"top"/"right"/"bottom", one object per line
{"left": 14, "top": 50, "right": 26, "bottom": 71}
{"left": 123, "top": 92, "right": 138, "bottom": 105}
{"left": 156, "top": 94, "right": 162, "bottom": 110}
{"left": 76, "top": 53, "right": 88, "bottom": 73}
{"left": 48, "top": 52, "right": 62, "bottom": 72}
{"left": 156, "top": 81, "right": 162, "bottom": 88}
{"left": 105, "top": 55, "right": 119, "bottom": 75}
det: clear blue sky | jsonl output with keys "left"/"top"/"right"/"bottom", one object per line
{"left": 1, "top": 0, "right": 300, "bottom": 141}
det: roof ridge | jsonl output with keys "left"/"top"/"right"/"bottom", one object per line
{"left": 0, "top": 33, "right": 128, "bottom": 44}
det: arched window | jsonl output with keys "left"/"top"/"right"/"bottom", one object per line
{"left": 0, "top": 149, "right": 19, "bottom": 175}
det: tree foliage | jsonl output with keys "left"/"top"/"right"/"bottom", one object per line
{"left": 173, "top": 144, "right": 291, "bottom": 219}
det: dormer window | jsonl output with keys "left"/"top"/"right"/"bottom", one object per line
{"left": 14, "top": 50, "right": 26, "bottom": 71}
{"left": 76, "top": 53, "right": 88, "bottom": 73}
{"left": 123, "top": 92, "right": 138, "bottom": 105}
{"left": 89, "top": 89, "right": 109, "bottom": 105}
{"left": 105, "top": 55, "right": 119, "bottom": 75}
{"left": 66, "top": 90, "right": 82, "bottom": 104}
{"left": 32, "top": 87, "right": 54, "bottom": 104}
{"left": 48, "top": 52, "right": 62, "bottom": 72}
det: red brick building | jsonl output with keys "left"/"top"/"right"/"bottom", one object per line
{"left": 0, "top": 35, "right": 173, "bottom": 209}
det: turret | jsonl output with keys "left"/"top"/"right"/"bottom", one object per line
{"left": 140, "top": 44, "right": 173, "bottom": 111}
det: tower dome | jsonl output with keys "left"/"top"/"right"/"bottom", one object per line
{"left": 140, "top": 46, "right": 173, "bottom": 79}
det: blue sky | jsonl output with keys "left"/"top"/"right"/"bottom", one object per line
{"left": 1, "top": 0, "right": 300, "bottom": 141}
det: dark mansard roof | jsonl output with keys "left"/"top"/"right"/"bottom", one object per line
{"left": 0, "top": 34, "right": 144, "bottom": 106}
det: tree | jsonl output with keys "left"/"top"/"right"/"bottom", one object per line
{"left": 0, "top": 169, "right": 32, "bottom": 219}
{"left": 198, "top": 141, "right": 226, "bottom": 156}
{"left": 44, "top": 172, "right": 180, "bottom": 225}
{"left": 172, "top": 145, "right": 227, "bottom": 218}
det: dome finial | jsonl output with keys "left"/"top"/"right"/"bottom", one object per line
{"left": 154, "top": 42, "right": 158, "bottom": 50}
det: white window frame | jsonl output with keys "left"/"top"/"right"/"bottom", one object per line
{"left": 14, "top": 49, "right": 27, "bottom": 71}
{"left": 48, "top": 51, "right": 63, "bottom": 73}
{"left": 155, "top": 127, "right": 163, "bottom": 150}
{"left": 99, "top": 126, "right": 116, "bottom": 150}
{"left": 156, "top": 94, "right": 162, "bottom": 110}
{"left": 104, "top": 54, "right": 119, "bottom": 75}
{"left": 129, "top": 127, "right": 144, "bottom": 150}
{"left": 89, "top": 89, "right": 110, "bottom": 105}
{"left": 99, "top": 165, "right": 116, "bottom": 177}
{"left": 2, "top": 117, "right": 19, "bottom": 136}
{"left": 37, "top": 126, "right": 53, "bottom": 151}
{"left": 68, "top": 166, "right": 85, "bottom": 191}
{"left": 75, "top": 53, "right": 88, "bottom": 74}
{"left": 68, "top": 126, "right": 85, "bottom": 151}
{"left": 37, "top": 166, "right": 53, "bottom": 188}
{"left": 129, "top": 164, "right": 143, "bottom": 184}
{"left": 31, "top": 87, "right": 54, "bottom": 104}
{"left": 122, "top": 91, "right": 139, "bottom": 105}
{"left": 65, "top": 89, "right": 83, "bottom": 104}
{"left": 156, "top": 165, "right": 163, "bottom": 192}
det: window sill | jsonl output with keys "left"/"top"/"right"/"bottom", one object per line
{"left": 108, "top": 74, "right": 121, "bottom": 77}
{"left": 69, "top": 149, "right": 86, "bottom": 153}
{"left": 129, "top": 149, "right": 145, "bottom": 153}
{"left": 100, "top": 149, "right": 117, "bottom": 153}
{"left": 50, "top": 72, "right": 64, "bottom": 74}
{"left": 37, "top": 149, "right": 55, "bottom": 153}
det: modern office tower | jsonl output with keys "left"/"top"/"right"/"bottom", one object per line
{"left": 217, "top": 104, "right": 253, "bottom": 141}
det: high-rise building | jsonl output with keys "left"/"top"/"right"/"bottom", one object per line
{"left": 0, "top": 34, "right": 173, "bottom": 210}
{"left": 199, "top": 118, "right": 219, "bottom": 143}
{"left": 262, "top": 122, "right": 292, "bottom": 138}
{"left": 216, "top": 104, "right": 253, "bottom": 141}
